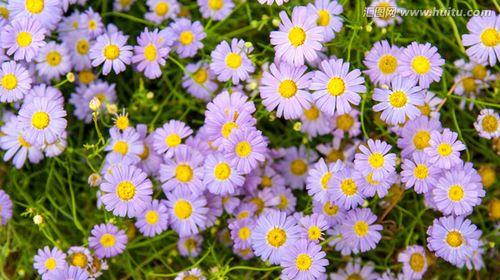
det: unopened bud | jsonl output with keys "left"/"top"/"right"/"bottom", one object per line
{"left": 293, "top": 122, "right": 302, "bottom": 131}
{"left": 146, "top": 91, "right": 154, "bottom": 99}
{"left": 33, "top": 214, "right": 44, "bottom": 225}
{"left": 88, "top": 173, "right": 102, "bottom": 187}
{"left": 66, "top": 72, "right": 75, "bottom": 83}
{"left": 89, "top": 97, "right": 101, "bottom": 111}
{"left": 106, "top": 104, "right": 118, "bottom": 115}
{"left": 272, "top": 18, "right": 281, "bottom": 27}
{"left": 365, "top": 25, "right": 373, "bottom": 33}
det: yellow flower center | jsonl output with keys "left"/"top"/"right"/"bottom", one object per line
{"left": 413, "top": 130, "right": 430, "bottom": 150}
{"left": 340, "top": 178, "right": 357, "bottom": 196}
{"left": 115, "top": 116, "right": 129, "bottom": 130}
{"left": 18, "top": 136, "right": 31, "bottom": 148}
{"left": 482, "top": 115, "right": 498, "bottom": 133}
{"left": 184, "top": 238, "right": 197, "bottom": 251}
{"left": 336, "top": 113, "right": 354, "bottom": 131}
{"left": 237, "top": 210, "right": 249, "bottom": 220}
{"left": 446, "top": 230, "right": 463, "bottom": 247}
{"left": 179, "top": 31, "right": 194, "bottom": 45}
{"left": 145, "top": 210, "right": 159, "bottom": 224}
{"left": 214, "top": 162, "right": 231, "bottom": 180}
{"left": 31, "top": 112, "right": 50, "bottom": 130}
{"left": 208, "top": 0, "right": 223, "bottom": 10}
{"left": 173, "top": 199, "right": 193, "bottom": 220}
{"left": 437, "top": 143, "right": 452, "bottom": 157}
{"left": 144, "top": 44, "right": 157, "bottom": 61}
{"left": 261, "top": 176, "right": 272, "bottom": 188}
{"left": 113, "top": 140, "right": 129, "bottom": 155}
{"left": 290, "top": 159, "right": 307, "bottom": 176}
{"left": 307, "top": 225, "right": 322, "bottom": 241}
{"left": 418, "top": 104, "right": 431, "bottom": 116}
{"left": 472, "top": 65, "right": 487, "bottom": 80}
{"left": 0, "top": 7, "right": 9, "bottom": 19}
{"left": 368, "top": 152, "right": 384, "bottom": 168}
{"left": 103, "top": 44, "right": 120, "bottom": 60}
{"left": 317, "top": 10, "right": 330, "bottom": 26}
{"left": 44, "top": 257, "right": 57, "bottom": 271}
{"left": 366, "top": 172, "right": 380, "bottom": 185}
{"left": 155, "top": 2, "right": 169, "bottom": 16}
{"left": 225, "top": 52, "right": 242, "bottom": 69}
{"left": 235, "top": 141, "right": 252, "bottom": 158}
{"left": 304, "top": 106, "right": 320, "bottom": 121}
{"left": 327, "top": 77, "right": 345, "bottom": 96}
{"left": 353, "top": 220, "right": 369, "bottom": 237}
{"left": 116, "top": 181, "right": 136, "bottom": 201}
{"left": 266, "top": 227, "right": 287, "bottom": 247}
{"left": 25, "top": 0, "right": 44, "bottom": 14}
{"left": 409, "top": 252, "right": 425, "bottom": 272}
{"left": 70, "top": 252, "right": 88, "bottom": 269}
{"left": 221, "top": 121, "right": 238, "bottom": 139}
{"left": 251, "top": 197, "right": 265, "bottom": 215}
{"left": 165, "top": 133, "right": 181, "bottom": 147}
{"left": 448, "top": 184, "right": 464, "bottom": 202}
{"left": 175, "top": 164, "right": 193, "bottom": 183}
{"left": 1, "top": 74, "right": 18, "bottom": 90}
{"left": 320, "top": 172, "right": 332, "bottom": 190}
{"left": 326, "top": 149, "right": 344, "bottom": 163}
{"left": 193, "top": 69, "right": 208, "bottom": 84}
{"left": 323, "top": 201, "right": 339, "bottom": 216}
{"left": 76, "top": 39, "right": 90, "bottom": 55}
{"left": 411, "top": 55, "right": 431, "bottom": 75}
{"left": 389, "top": 90, "right": 408, "bottom": 108}
{"left": 480, "top": 28, "right": 499, "bottom": 47}
{"left": 139, "top": 145, "right": 149, "bottom": 160}
{"left": 278, "top": 79, "right": 297, "bottom": 98}
{"left": 278, "top": 194, "right": 288, "bottom": 210}
{"left": 462, "top": 77, "right": 476, "bottom": 93}
{"left": 46, "top": 51, "right": 62, "bottom": 67}
{"left": 295, "top": 253, "right": 313, "bottom": 271}
{"left": 347, "top": 273, "right": 363, "bottom": 280}
{"left": 288, "top": 27, "right": 306, "bottom": 47}
{"left": 100, "top": 233, "right": 116, "bottom": 247}
{"left": 78, "top": 70, "right": 95, "bottom": 84}
{"left": 413, "top": 164, "right": 429, "bottom": 180}
{"left": 378, "top": 54, "right": 398, "bottom": 74}
{"left": 88, "top": 20, "right": 97, "bottom": 31}
{"left": 16, "top": 32, "right": 33, "bottom": 47}
{"left": 238, "top": 226, "right": 251, "bottom": 240}
{"left": 120, "top": 0, "right": 132, "bottom": 6}
{"left": 479, "top": 166, "right": 495, "bottom": 188}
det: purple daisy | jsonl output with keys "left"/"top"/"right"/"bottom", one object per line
{"left": 145, "top": 0, "right": 179, "bottom": 24}
{"left": 340, "top": 208, "right": 382, "bottom": 253}
{"left": 210, "top": 38, "right": 255, "bottom": 84}
{"left": 279, "top": 146, "right": 318, "bottom": 190}
{"left": 160, "top": 145, "right": 205, "bottom": 195}
{"left": 229, "top": 218, "right": 255, "bottom": 250}
{"left": 89, "top": 32, "right": 133, "bottom": 75}
{"left": 399, "top": 42, "right": 445, "bottom": 88}
{"left": 135, "top": 124, "right": 163, "bottom": 176}
{"left": 354, "top": 139, "right": 396, "bottom": 181}
{"left": 462, "top": 13, "right": 500, "bottom": 66}
{"left": 182, "top": 62, "right": 217, "bottom": 101}
{"left": 44, "top": 266, "right": 90, "bottom": 280}
{"left": 153, "top": 120, "right": 193, "bottom": 158}
{"left": 204, "top": 152, "right": 244, "bottom": 196}
{"left": 135, "top": 199, "right": 169, "bottom": 237}
{"left": 274, "top": 186, "right": 297, "bottom": 214}
{"left": 316, "top": 136, "right": 357, "bottom": 164}
{"left": 310, "top": 58, "right": 366, "bottom": 116}
{"left": 397, "top": 115, "right": 442, "bottom": 158}
{"left": 401, "top": 152, "right": 440, "bottom": 194}
{"left": 307, "top": 0, "right": 343, "bottom": 41}
{"left": 306, "top": 158, "right": 343, "bottom": 204}
{"left": 88, "top": 223, "right": 128, "bottom": 259}
{"left": 198, "top": 0, "right": 234, "bottom": 21}
{"left": 298, "top": 213, "right": 329, "bottom": 243}
{"left": 169, "top": 19, "right": 206, "bottom": 58}
{"left": 397, "top": 245, "right": 428, "bottom": 280}
{"left": 67, "top": 246, "right": 92, "bottom": 269}
{"left": 474, "top": 108, "right": 500, "bottom": 139}
{"left": 33, "top": 246, "right": 67, "bottom": 275}
{"left": 0, "top": 189, "right": 12, "bottom": 225}
{"left": 331, "top": 108, "right": 361, "bottom": 138}
{"left": 222, "top": 127, "right": 267, "bottom": 174}
{"left": 355, "top": 169, "right": 397, "bottom": 198}
{"left": 80, "top": 8, "right": 104, "bottom": 39}
{"left": 330, "top": 165, "right": 365, "bottom": 210}
{"left": 424, "top": 128, "right": 466, "bottom": 169}
{"left": 312, "top": 200, "right": 345, "bottom": 227}
{"left": 165, "top": 189, "right": 208, "bottom": 237}
{"left": 330, "top": 258, "right": 379, "bottom": 280}
{"left": 270, "top": 6, "right": 324, "bottom": 66}
{"left": 132, "top": 28, "right": 170, "bottom": 79}
{"left": 280, "top": 239, "right": 328, "bottom": 280}
{"left": 36, "top": 41, "right": 71, "bottom": 81}
{"left": 207, "top": 90, "right": 256, "bottom": 116}
{"left": 105, "top": 127, "right": 144, "bottom": 164}
{"left": 0, "top": 60, "right": 32, "bottom": 103}
{"left": 204, "top": 108, "right": 256, "bottom": 148}
{"left": 300, "top": 104, "right": 331, "bottom": 137}
{"left": 1, "top": 17, "right": 46, "bottom": 62}
{"left": 363, "top": 40, "right": 402, "bottom": 85}
{"left": 8, "top": 0, "right": 62, "bottom": 31}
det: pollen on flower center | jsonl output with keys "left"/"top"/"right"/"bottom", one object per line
{"left": 179, "top": 31, "right": 195, "bottom": 45}
{"left": 1, "top": 74, "right": 18, "bottom": 90}
{"left": 446, "top": 230, "right": 463, "bottom": 247}
{"left": 143, "top": 44, "right": 157, "bottom": 61}
{"left": 261, "top": 176, "right": 272, "bottom": 188}
{"left": 482, "top": 115, "right": 498, "bottom": 133}
{"left": 221, "top": 121, "right": 238, "bottom": 138}
{"left": 366, "top": 172, "right": 380, "bottom": 185}
{"left": 0, "top": 7, "right": 9, "bottom": 19}
{"left": 288, "top": 27, "right": 306, "bottom": 47}
{"left": 46, "top": 51, "right": 62, "bottom": 67}
{"left": 472, "top": 65, "right": 487, "bottom": 80}
{"left": 409, "top": 253, "right": 425, "bottom": 272}
{"left": 327, "top": 149, "right": 344, "bottom": 163}
{"left": 304, "top": 106, "right": 320, "bottom": 121}
{"left": 378, "top": 54, "right": 398, "bottom": 74}
{"left": 76, "top": 39, "right": 90, "bottom": 55}
{"left": 448, "top": 184, "right": 464, "bottom": 202}
{"left": 290, "top": 159, "right": 307, "bottom": 176}
{"left": 165, "top": 133, "right": 181, "bottom": 147}
{"left": 389, "top": 90, "right": 408, "bottom": 108}
{"left": 115, "top": 116, "right": 129, "bottom": 130}
{"left": 353, "top": 220, "right": 369, "bottom": 237}
{"left": 139, "top": 145, "right": 149, "bottom": 160}
{"left": 145, "top": 210, "right": 159, "bottom": 224}
{"left": 173, "top": 199, "right": 193, "bottom": 220}
{"left": 31, "top": 111, "right": 50, "bottom": 130}
{"left": 88, "top": 20, "right": 97, "bottom": 30}
{"left": 175, "top": 164, "right": 194, "bottom": 183}
{"left": 208, "top": 0, "right": 223, "bottom": 10}
{"left": 225, "top": 52, "right": 242, "bottom": 69}
{"left": 44, "top": 257, "right": 57, "bottom": 270}
{"left": 193, "top": 69, "right": 208, "bottom": 84}
{"left": 308, "top": 225, "right": 322, "bottom": 240}
{"left": 25, "top": 0, "right": 44, "bottom": 14}
{"left": 462, "top": 77, "right": 476, "bottom": 92}
{"left": 266, "top": 227, "right": 287, "bottom": 247}
{"left": 413, "top": 130, "right": 430, "bottom": 150}
{"left": 278, "top": 194, "right": 288, "bottom": 209}
{"left": 317, "top": 10, "right": 330, "bottom": 26}
{"left": 18, "top": 136, "right": 31, "bottom": 148}
{"left": 340, "top": 178, "right": 357, "bottom": 196}
{"left": 278, "top": 79, "right": 298, "bottom": 98}
{"left": 323, "top": 201, "right": 339, "bottom": 216}
{"left": 327, "top": 77, "right": 345, "bottom": 96}
{"left": 437, "top": 143, "right": 452, "bottom": 156}
{"left": 295, "top": 253, "right": 313, "bottom": 271}
{"left": 113, "top": 140, "right": 129, "bottom": 155}
{"left": 480, "top": 28, "right": 499, "bottom": 47}
{"left": 238, "top": 226, "right": 251, "bottom": 240}
{"left": 71, "top": 252, "right": 88, "bottom": 269}
{"left": 103, "top": 44, "right": 120, "bottom": 60}
{"left": 336, "top": 113, "right": 354, "bottom": 131}
{"left": 100, "top": 233, "right": 116, "bottom": 247}
{"left": 116, "top": 180, "right": 136, "bottom": 201}
{"left": 413, "top": 164, "right": 429, "bottom": 179}
{"left": 320, "top": 172, "right": 332, "bottom": 190}
{"left": 155, "top": 2, "right": 169, "bottom": 16}
{"left": 235, "top": 141, "right": 252, "bottom": 158}
{"left": 16, "top": 31, "right": 33, "bottom": 47}
{"left": 214, "top": 162, "right": 231, "bottom": 180}
{"left": 368, "top": 152, "right": 384, "bottom": 168}
{"left": 411, "top": 55, "right": 431, "bottom": 75}
{"left": 418, "top": 104, "right": 431, "bottom": 116}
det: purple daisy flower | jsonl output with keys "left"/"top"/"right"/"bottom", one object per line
{"left": 330, "top": 258, "right": 379, "bottom": 280}
{"left": 65, "top": 32, "right": 92, "bottom": 72}
{"left": 80, "top": 8, "right": 104, "bottom": 39}
{"left": 100, "top": 164, "right": 153, "bottom": 218}
{"left": 465, "top": 241, "right": 485, "bottom": 271}
{"left": 274, "top": 185, "right": 297, "bottom": 214}
{"left": 88, "top": 223, "right": 128, "bottom": 259}
{"left": 178, "top": 235, "right": 203, "bottom": 257}
{"left": 355, "top": 169, "right": 397, "bottom": 198}
{"left": 270, "top": 6, "right": 324, "bottom": 66}
{"left": 1, "top": 17, "right": 46, "bottom": 62}
{"left": 312, "top": 200, "right": 345, "bottom": 227}
{"left": 89, "top": 32, "right": 133, "bottom": 75}
{"left": 474, "top": 108, "right": 500, "bottom": 139}
{"left": 152, "top": 120, "right": 193, "bottom": 158}
{"left": 298, "top": 213, "right": 329, "bottom": 243}
{"left": 331, "top": 108, "right": 361, "bottom": 138}
{"left": 424, "top": 128, "right": 466, "bottom": 169}
{"left": 105, "top": 127, "right": 144, "bottom": 164}
{"left": 204, "top": 108, "right": 256, "bottom": 148}
{"left": 397, "top": 115, "right": 442, "bottom": 158}
{"left": 165, "top": 189, "right": 208, "bottom": 237}
{"left": 258, "top": 0, "right": 289, "bottom": 5}
{"left": 114, "top": 0, "right": 135, "bottom": 11}
{"left": 145, "top": 0, "right": 179, "bottom": 24}
{"left": 183, "top": 62, "right": 217, "bottom": 101}
{"left": 0, "top": 60, "right": 32, "bottom": 103}
{"left": 198, "top": 0, "right": 234, "bottom": 21}
{"left": 132, "top": 28, "right": 170, "bottom": 79}
{"left": 462, "top": 13, "right": 500, "bottom": 66}
{"left": 8, "top": 0, "right": 62, "bottom": 31}
{"left": 340, "top": 208, "right": 382, "bottom": 253}
{"left": 251, "top": 210, "right": 301, "bottom": 265}
{"left": 210, "top": 38, "right": 255, "bottom": 84}
{"left": 36, "top": 41, "right": 71, "bottom": 81}
{"left": 300, "top": 104, "right": 331, "bottom": 137}
{"left": 427, "top": 216, "right": 482, "bottom": 267}
{"left": 229, "top": 218, "right": 255, "bottom": 250}
{"left": 0, "top": 189, "right": 13, "bottom": 225}
{"left": 354, "top": 139, "right": 396, "bottom": 181}
{"left": 399, "top": 42, "right": 445, "bottom": 88}
{"left": 397, "top": 245, "right": 428, "bottom": 280}
{"left": 160, "top": 145, "right": 205, "bottom": 195}
{"left": 401, "top": 152, "right": 440, "bottom": 194}
{"left": 18, "top": 96, "right": 67, "bottom": 147}
{"left": 204, "top": 192, "right": 223, "bottom": 228}
{"left": 222, "top": 127, "right": 267, "bottom": 174}
{"left": 204, "top": 152, "right": 244, "bottom": 196}
{"left": 310, "top": 58, "right": 366, "bottom": 116}
{"left": 280, "top": 239, "right": 328, "bottom": 280}
{"left": 44, "top": 266, "right": 89, "bottom": 280}
{"left": 279, "top": 145, "right": 318, "bottom": 190}
{"left": 372, "top": 75, "right": 425, "bottom": 125}
{"left": 168, "top": 19, "right": 206, "bottom": 58}
{"left": 307, "top": 0, "right": 343, "bottom": 41}
{"left": 306, "top": 158, "right": 343, "bottom": 204}
{"left": 259, "top": 62, "right": 313, "bottom": 120}
{"left": 363, "top": 40, "right": 402, "bottom": 85}
{"left": 330, "top": 165, "right": 365, "bottom": 209}
{"left": 25, "top": 84, "right": 64, "bottom": 106}
{"left": 207, "top": 90, "right": 256, "bottom": 116}
{"left": 33, "top": 246, "right": 67, "bottom": 275}
{"left": 135, "top": 199, "right": 169, "bottom": 237}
